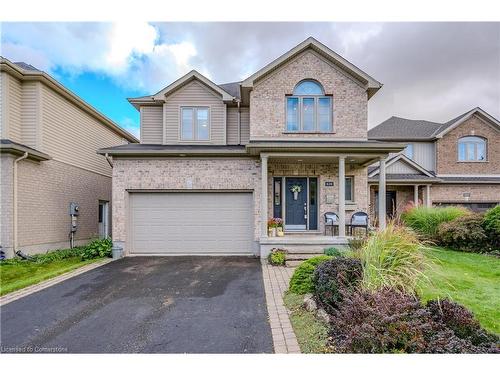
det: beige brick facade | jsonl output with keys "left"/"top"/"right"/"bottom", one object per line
{"left": 249, "top": 50, "right": 368, "bottom": 140}
{"left": 1, "top": 158, "right": 112, "bottom": 255}
{"left": 431, "top": 184, "right": 500, "bottom": 204}
{"left": 268, "top": 161, "right": 368, "bottom": 232}
{"left": 111, "top": 158, "right": 262, "bottom": 253}
{"left": 436, "top": 115, "right": 500, "bottom": 175}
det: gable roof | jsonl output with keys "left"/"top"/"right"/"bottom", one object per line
{"left": 368, "top": 154, "right": 435, "bottom": 178}
{"left": 0, "top": 57, "right": 139, "bottom": 143}
{"left": 128, "top": 70, "right": 236, "bottom": 110}
{"left": 369, "top": 107, "right": 500, "bottom": 141}
{"left": 241, "top": 37, "right": 382, "bottom": 99}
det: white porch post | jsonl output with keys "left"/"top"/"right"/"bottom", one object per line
{"left": 261, "top": 155, "right": 268, "bottom": 238}
{"left": 425, "top": 185, "right": 431, "bottom": 207}
{"left": 414, "top": 185, "right": 419, "bottom": 207}
{"left": 338, "top": 156, "right": 346, "bottom": 237}
{"left": 378, "top": 158, "right": 387, "bottom": 230}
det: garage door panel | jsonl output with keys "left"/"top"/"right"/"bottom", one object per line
{"left": 130, "top": 192, "right": 254, "bottom": 254}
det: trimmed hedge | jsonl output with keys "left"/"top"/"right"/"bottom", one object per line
{"left": 437, "top": 213, "right": 490, "bottom": 253}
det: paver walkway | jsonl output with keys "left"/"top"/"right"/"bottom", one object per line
{"left": 261, "top": 263, "right": 301, "bottom": 354}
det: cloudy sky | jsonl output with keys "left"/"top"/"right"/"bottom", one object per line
{"left": 1, "top": 22, "right": 499, "bottom": 137}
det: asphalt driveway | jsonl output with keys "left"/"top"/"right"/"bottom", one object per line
{"left": 0, "top": 257, "right": 273, "bottom": 353}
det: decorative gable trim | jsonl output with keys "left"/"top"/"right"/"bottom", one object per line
{"left": 368, "top": 154, "right": 434, "bottom": 178}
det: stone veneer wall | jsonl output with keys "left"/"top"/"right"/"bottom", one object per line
{"left": 268, "top": 161, "right": 368, "bottom": 233}
{"left": 249, "top": 50, "right": 368, "bottom": 140}
{"left": 436, "top": 115, "right": 500, "bottom": 175}
{"left": 111, "top": 157, "right": 261, "bottom": 253}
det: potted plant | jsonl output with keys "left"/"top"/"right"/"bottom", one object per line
{"left": 290, "top": 184, "right": 302, "bottom": 200}
{"left": 268, "top": 217, "right": 283, "bottom": 237}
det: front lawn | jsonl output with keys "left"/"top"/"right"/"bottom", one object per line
{"left": 0, "top": 257, "right": 101, "bottom": 296}
{"left": 420, "top": 247, "right": 500, "bottom": 334}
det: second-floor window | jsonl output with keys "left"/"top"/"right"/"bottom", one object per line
{"left": 286, "top": 80, "right": 332, "bottom": 133}
{"left": 181, "top": 107, "right": 210, "bottom": 141}
{"left": 458, "top": 136, "right": 486, "bottom": 161}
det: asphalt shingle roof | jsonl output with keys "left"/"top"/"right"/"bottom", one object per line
{"left": 368, "top": 109, "right": 475, "bottom": 140}
{"left": 13, "top": 61, "right": 41, "bottom": 72}
{"left": 218, "top": 81, "right": 241, "bottom": 99}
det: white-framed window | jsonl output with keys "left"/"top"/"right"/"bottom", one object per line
{"left": 458, "top": 136, "right": 486, "bottom": 161}
{"left": 286, "top": 80, "right": 333, "bottom": 132}
{"left": 181, "top": 107, "right": 210, "bottom": 140}
{"left": 404, "top": 144, "right": 414, "bottom": 159}
{"left": 345, "top": 176, "right": 354, "bottom": 202}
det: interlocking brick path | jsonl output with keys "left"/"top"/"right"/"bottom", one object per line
{"left": 261, "top": 262, "right": 301, "bottom": 354}
{"left": 0, "top": 258, "right": 113, "bottom": 306}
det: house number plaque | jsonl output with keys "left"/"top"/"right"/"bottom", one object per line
{"left": 324, "top": 181, "right": 334, "bottom": 187}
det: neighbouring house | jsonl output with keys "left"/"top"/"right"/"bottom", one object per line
{"left": 368, "top": 108, "right": 500, "bottom": 219}
{"left": 0, "top": 58, "right": 139, "bottom": 257}
{"left": 98, "top": 37, "right": 405, "bottom": 258}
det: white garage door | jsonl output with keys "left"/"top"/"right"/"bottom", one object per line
{"left": 129, "top": 192, "right": 254, "bottom": 255}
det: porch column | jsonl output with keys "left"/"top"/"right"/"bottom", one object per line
{"left": 414, "top": 185, "right": 419, "bottom": 207}
{"left": 338, "top": 156, "right": 346, "bottom": 237}
{"left": 378, "top": 157, "right": 387, "bottom": 230}
{"left": 261, "top": 155, "right": 268, "bottom": 238}
{"left": 425, "top": 185, "right": 431, "bottom": 207}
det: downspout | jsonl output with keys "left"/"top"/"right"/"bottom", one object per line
{"left": 104, "top": 153, "right": 113, "bottom": 168}
{"left": 237, "top": 100, "right": 241, "bottom": 145}
{"left": 13, "top": 152, "right": 28, "bottom": 257}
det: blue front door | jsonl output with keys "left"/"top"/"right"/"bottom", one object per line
{"left": 285, "top": 178, "right": 308, "bottom": 230}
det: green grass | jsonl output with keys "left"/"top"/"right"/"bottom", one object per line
{"left": 0, "top": 257, "right": 101, "bottom": 296}
{"left": 421, "top": 247, "right": 500, "bottom": 334}
{"left": 283, "top": 292, "right": 331, "bottom": 353}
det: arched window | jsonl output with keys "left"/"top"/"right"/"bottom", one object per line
{"left": 286, "top": 80, "right": 332, "bottom": 132}
{"left": 458, "top": 136, "right": 486, "bottom": 161}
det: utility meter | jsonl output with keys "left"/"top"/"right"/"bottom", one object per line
{"left": 69, "top": 202, "right": 79, "bottom": 237}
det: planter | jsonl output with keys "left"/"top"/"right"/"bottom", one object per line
{"left": 277, "top": 227, "right": 284, "bottom": 237}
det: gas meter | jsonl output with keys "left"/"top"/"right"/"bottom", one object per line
{"left": 69, "top": 202, "right": 79, "bottom": 248}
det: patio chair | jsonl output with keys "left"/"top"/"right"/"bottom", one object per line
{"left": 350, "top": 211, "right": 369, "bottom": 236}
{"left": 324, "top": 212, "right": 340, "bottom": 236}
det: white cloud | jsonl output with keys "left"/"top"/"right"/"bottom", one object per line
{"left": 119, "top": 117, "right": 140, "bottom": 138}
{"left": 1, "top": 22, "right": 200, "bottom": 92}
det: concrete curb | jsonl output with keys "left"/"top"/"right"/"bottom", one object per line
{"left": 0, "top": 258, "right": 113, "bottom": 306}
{"left": 261, "top": 262, "right": 301, "bottom": 354}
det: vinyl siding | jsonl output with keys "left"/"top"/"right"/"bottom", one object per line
{"left": 21, "top": 81, "right": 39, "bottom": 148}
{"left": 240, "top": 107, "right": 250, "bottom": 144}
{"left": 412, "top": 142, "right": 435, "bottom": 172}
{"left": 387, "top": 160, "right": 421, "bottom": 174}
{"left": 140, "top": 105, "right": 163, "bottom": 144}
{"left": 164, "top": 80, "right": 226, "bottom": 145}
{"left": 226, "top": 106, "right": 239, "bottom": 145}
{"left": 1, "top": 73, "right": 23, "bottom": 143}
{"left": 40, "top": 83, "right": 126, "bottom": 176}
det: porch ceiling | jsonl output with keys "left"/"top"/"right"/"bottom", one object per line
{"left": 268, "top": 155, "right": 374, "bottom": 165}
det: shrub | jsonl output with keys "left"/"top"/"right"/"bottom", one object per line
{"left": 313, "top": 257, "right": 362, "bottom": 313}
{"left": 81, "top": 238, "right": 112, "bottom": 260}
{"left": 267, "top": 248, "right": 287, "bottom": 266}
{"left": 358, "top": 224, "right": 428, "bottom": 295}
{"left": 483, "top": 205, "right": 500, "bottom": 248}
{"left": 288, "top": 255, "right": 331, "bottom": 294}
{"left": 328, "top": 288, "right": 499, "bottom": 353}
{"left": 323, "top": 247, "right": 343, "bottom": 257}
{"left": 426, "top": 299, "right": 499, "bottom": 347}
{"left": 437, "top": 213, "right": 490, "bottom": 252}
{"left": 401, "top": 206, "right": 469, "bottom": 239}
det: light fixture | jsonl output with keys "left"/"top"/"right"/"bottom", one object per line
{"left": 179, "top": 154, "right": 186, "bottom": 157}
{"left": 297, "top": 159, "right": 303, "bottom": 162}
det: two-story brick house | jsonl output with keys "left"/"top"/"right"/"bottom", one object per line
{"left": 368, "top": 107, "right": 500, "bottom": 219}
{"left": 99, "top": 37, "right": 405, "bottom": 258}
{"left": 0, "top": 58, "right": 138, "bottom": 257}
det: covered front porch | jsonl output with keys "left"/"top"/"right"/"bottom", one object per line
{"left": 247, "top": 140, "right": 406, "bottom": 258}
